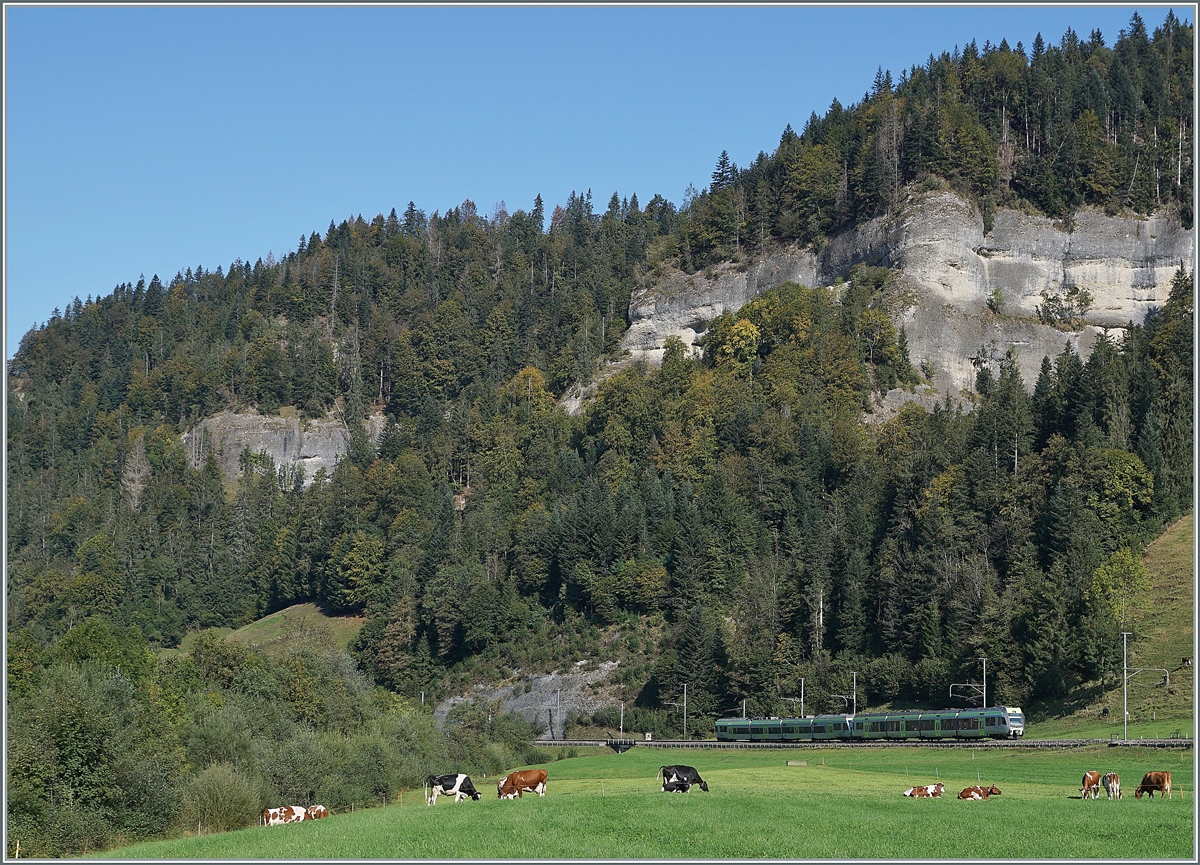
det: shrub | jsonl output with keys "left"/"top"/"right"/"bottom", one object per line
{"left": 180, "top": 763, "right": 259, "bottom": 834}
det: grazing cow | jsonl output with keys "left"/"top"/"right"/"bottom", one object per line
{"left": 497, "top": 769, "right": 548, "bottom": 799}
{"left": 1081, "top": 771, "right": 1103, "bottom": 800}
{"left": 958, "top": 785, "right": 1002, "bottom": 800}
{"left": 1183, "top": 657, "right": 1191, "bottom": 669}
{"left": 1102, "top": 773, "right": 1121, "bottom": 800}
{"left": 426, "top": 774, "right": 481, "bottom": 805}
{"left": 305, "top": 804, "right": 329, "bottom": 819}
{"left": 1099, "top": 707, "right": 1110, "bottom": 721}
{"left": 261, "top": 805, "right": 309, "bottom": 826}
{"left": 1134, "top": 771, "right": 1172, "bottom": 799}
{"left": 659, "top": 765, "right": 709, "bottom": 793}
{"left": 903, "top": 783, "right": 945, "bottom": 798}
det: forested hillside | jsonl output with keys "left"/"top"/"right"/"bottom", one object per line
{"left": 6, "top": 14, "right": 1194, "bottom": 856}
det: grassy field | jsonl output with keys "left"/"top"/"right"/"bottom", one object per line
{"left": 95, "top": 745, "right": 1194, "bottom": 859}
{"left": 1028, "top": 513, "right": 1195, "bottom": 741}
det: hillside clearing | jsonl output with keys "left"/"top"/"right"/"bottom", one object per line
{"left": 1030, "top": 513, "right": 1195, "bottom": 740}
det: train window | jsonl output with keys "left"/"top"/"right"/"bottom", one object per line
{"left": 733, "top": 727, "right": 750, "bottom": 735}
{"left": 999, "top": 717, "right": 1007, "bottom": 725}
{"left": 855, "top": 722, "right": 863, "bottom": 730}
{"left": 814, "top": 726, "right": 826, "bottom": 734}
{"left": 905, "top": 720, "right": 920, "bottom": 732}
{"left": 985, "top": 717, "right": 996, "bottom": 727}
{"left": 887, "top": 720, "right": 901, "bottom": 732}
{"left": 960, "top": 718, "right": 978, "bottom": 730}
{"left": 919, "top": 719, "right": 936, "bottom": 731}
{"left": 869, "top": 721, "right": 882, "bottom": 733}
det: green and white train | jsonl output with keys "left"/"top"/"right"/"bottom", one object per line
{"left": 715, "top": 706, "right": 1025, "bottom": 741}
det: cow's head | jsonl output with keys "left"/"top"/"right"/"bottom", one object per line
{"left": 698, "top": 780, "right": 709, "bottom": 792}
{"left": 987, "top": 785, "right": 1002, "bottom": 796}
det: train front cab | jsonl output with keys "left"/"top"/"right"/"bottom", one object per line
{"left": 1004, "top": 706, "right": 1025, "bottom": 738}
{"left": 715, "top": 720, "right": 750, "bottom": 741}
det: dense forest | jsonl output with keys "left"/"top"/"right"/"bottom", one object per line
{"left": 6, "top": 13, "right": 1194, "bottom": 856}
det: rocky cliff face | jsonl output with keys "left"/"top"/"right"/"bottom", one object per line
{"left": 434, "top": 660, "right": 619, "bottom": 740}
{"left": 621, "top": 190, "right": 1193, "bottom": 399}
{"left": 182, "top": 410, "right": 385, "bottom": 487}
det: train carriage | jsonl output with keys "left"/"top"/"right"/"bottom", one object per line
{"left": 715, "top": 706, "right": 1024, "bottom": 742}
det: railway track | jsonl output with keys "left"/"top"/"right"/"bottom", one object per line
{"left": 537, "top": 737, "right": 1192, "bottom": 750}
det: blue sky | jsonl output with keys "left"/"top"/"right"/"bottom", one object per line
{"left": 4, "top": 4, "right": 1181, "bottom": 357}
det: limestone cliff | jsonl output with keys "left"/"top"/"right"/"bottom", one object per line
{"left": 182, "top": 410, "right": 385, "bottom": 487}
{"left": 620, "top": 189, "right": 1193, "bottom": 401}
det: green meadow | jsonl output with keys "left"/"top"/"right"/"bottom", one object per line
{"left": 96, "top": 745, "right": 1194, "bottom": 860}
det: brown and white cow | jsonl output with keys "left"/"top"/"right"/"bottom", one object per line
{"left": 903, "top": 783, "right": 945, "bottom": 798}
{"left": 1134, "top": 771, "right": 1172, "bottom": 799}
{"left": 1102, "top": 773, "right": 1121, "bottom": 800}
{"left": 306, "top": 804, "right": 329, "bottom": 819}
{"left": 1081, "top": 771, "right": 1102, "bottom": 800}
{"left": 498, "top": 769, "right": 548, "bottom": 799}
{"left": 958, "top": 784, "right": 1002, "bottom": 800}
{"left": 261, "top": 805, "right": 309, "bottom": 826}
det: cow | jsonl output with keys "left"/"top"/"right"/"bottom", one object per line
{"left": 306, "top": 804, "right": 329, "bottom": 819}
{"left": 1134, "top": 771, "right": 1172, "bottom": 799}
{"left": 1081, "top": 771, "right": 1103, "bottom": 800}
{"left": 426, "top": 773, "right": 481, "bottom": 805}
{"left": 659, "top": 765, "right": 709, "bottom": 793}
{"left": 498, "top": 769, "right": 548, "bottom": 799}
{"left": 662, "top": 779, "right": 692, "bottom": 793}
{"left": 261, "top": 805, "right": 309, "bottom": 826}
{"left": 1102, "top": 773, "right": 1121, "bottom": 800}
{"left": 958, "top": 785, "right": 1002, "bottom": 800}
{"left": 1183, "top": 657, "right": 1191, "bottom": 669}
{"left": 903, "top": 783, "right": 945, "bottom": 798}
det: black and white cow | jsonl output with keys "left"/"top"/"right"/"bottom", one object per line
{"left": 660, "top": 765, "right": 709, "bottom": 792}
{"left": 426, "top": 773, "right": 481, "bottom": 805}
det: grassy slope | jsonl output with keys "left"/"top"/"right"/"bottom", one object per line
{"left": 94, "top": 746, "right": 1194, "bottom": 859}
{"left": 1031, "top": 513, "right": 1195, "bottom": 740}
{"left": 163, "top": 603, "right": 363, "bottom": 658}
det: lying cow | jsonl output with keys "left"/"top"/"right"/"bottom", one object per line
{"left": 426, "top": 773, "right": 481, "bottom": 805}
{"left": 306, "top": 804, "right": 328, "bottom": 819}
{"left": 1081, "top": 771, "right": 1102, "bottom": 800}
{"left": 659, "top": 764, "right": 709, "bottom": 793}
{"left": 498, "top": 769, "right": 548, "bottom": 799}
{"left": 1102, "top": 773, "right": 1121, "bottom": 800}
{"left": 261, "top": 805, "right": 310, "bottom": 826}
{"left": 903, "top": 783, "right": 945, "bottom": 798}
{"left": 1134, "top": 771, "right": 1172, "bottom": 799}
{"left": 958, "top": 784, "right": 1002, "bottom": 800}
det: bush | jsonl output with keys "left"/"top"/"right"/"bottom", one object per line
{"left": 180, "top": 763, "right": 260, "bottom": 834}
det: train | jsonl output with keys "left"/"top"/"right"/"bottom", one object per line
{"left": 715, "top": 706, "right": 1025, "bottom": 741}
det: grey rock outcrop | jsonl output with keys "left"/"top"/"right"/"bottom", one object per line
{"left": 434, "top": 660, "right": 619, "bottom": 740}
{"left": 624, "top": 248, "right": 819, "bottom": 364}
{"left": 182, "top": 410, "right": 385, "bottom": 487}
{"left": 621, "top": 189, "right": 1193, "bottom": 398}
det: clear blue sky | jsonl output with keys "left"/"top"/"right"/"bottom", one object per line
{"left": 4, "top": 4, "right": 1179, "bottom": 357}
